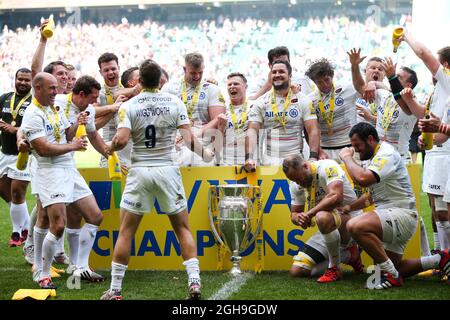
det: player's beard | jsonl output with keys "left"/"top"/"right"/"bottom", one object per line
{"left": 273, "top": 80, "right": 289, "bottom": 91}
{"left": 16, "top": 84, "right": 31, "bottom": 96}
{"left": 359, "top": 142, "right": 374, "bottom": 161}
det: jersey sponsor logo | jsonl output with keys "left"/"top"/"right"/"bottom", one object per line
{"left": 325, "top": 166, "right": 339, "bottom": 179}
{"left": 26, "top": 128, "right": 43, "bottom": 137}
{"left": 265, "top": 111, "right": 288, "bottom": 118}
{"left": 136, "top": 107, "right": 170, "bottom": 117}
{"left": 356, "top": 98, "right": 369, "bottom": 108}
{"left": 288, "top": 109, "right": 299, "bottom": 118}
{"left": 335, "top": 97, "right": 344, "bottom": 106}
{"left": 369, "top": 157, "right": 387, "bottom": 171}
{"left": 428, "top": 184, "right": 441, "bottom": 190}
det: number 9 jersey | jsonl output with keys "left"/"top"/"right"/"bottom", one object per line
{"left": 117, "top": 90, "right": 191, "bottom": 167}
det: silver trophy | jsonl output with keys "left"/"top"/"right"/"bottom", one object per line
{"left": 208, "top": 184, "right": 263, "bottom": 275}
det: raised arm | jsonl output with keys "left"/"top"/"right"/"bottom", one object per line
{"left": 31, "top": 21, "right": 49, "bottom": 79}
{"left": 402, "top": 32, "right": 441, "bottom": 76}
{"left": 347, "top": 48, "right": 367, "bottom": 95}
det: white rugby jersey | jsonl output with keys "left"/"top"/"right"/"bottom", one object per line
{"left": 162, "top": 78, "right": 225, "bottom": 126}
{"left": 250, "top": 71, "right": 317, "bottom": 97}
{"left": 374, "top": 89, "right": 416, "bottom": 156}
{"left": 222, "top": 100, "right": 253, "bottom": 165}
{"left": 21, "top": 100, "right": 73, "bottom": 168}
{"left": 308, "top": 82, "right": 358, "bottom": 148}
{"left": 428, "top": 65, "right": 450, "bottom": 155}
{"left": 247, "top": 90, "right": 316, "bottom": 159}
{"left": 97, "top": 83, "right": 132, "bottom": 166}
{"left": 98, "top": 83, "right": 122, "bottom": 142}
{"left": 290, "top": 159, "right": 357, "bottom": 207}
{"left": 365, "top": 142, "right": 416, "bottom": 210}
{"left": 117, "top": 90, "right": 190, "bottom": 167}
{"left": 443, "top": 97, "right": 450, "bottom": 125}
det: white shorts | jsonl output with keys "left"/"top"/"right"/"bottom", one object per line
{"left": 422, "top": 154, "right": 449, "bottom": 196}
{"left": 120, "top": 166, "right": 187, "bottom": 215}
{"left": 36, "top": 167, "right": 92, "bottom": 208}
{"left": 0, "top": 152, "right": 31, "bottom": 181}
{"left": 29, "top": 155, "right": 39, "bottom": 196}
{"left": 375, "top": 207, "right": 418, "bottom": 255}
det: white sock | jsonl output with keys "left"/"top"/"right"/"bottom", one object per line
{"left": 66, "top": 228, "right": 81, "bottom": 265}
{"left": 9, "top": 203, "right": 24, "bottom": 234}
{"left": 183, "top": 257, "right": 200, "bottom": 281}
{"left": 33, "top": 227, "right": 48, "bottom": 271}
{"left": 420, "top": 253, "right": 441, "bottom": 270}
{"left": 41, "top": 232, "right": 59, "bottom": 278}
{"left": 55, "top": 229, "right": 66, "bottom": 255}
{"left": 322, "top": 229, "right": 341, "bottom": 268}
{"left": 77, "top": 223, "right": 98, "bottom": 269}
{"left": 378, "top": 259, "right": 399, "bottom": 278}
{"left": 419, "top": 217, "right": 431, "bottom": 256}
{"left": 111, "top": 261, "right": 127, "bottom": 291}
{"left": 25, "top": 206, "right": 37, "bottom": 247}
{"left": 433, "top": 232, "right": 441, "bottom": 250}
{"left": 436, "top": 221, "right": 449, "bottom": 249}
{"left": 17, "top": 202, "right": 30, "bottom": 233}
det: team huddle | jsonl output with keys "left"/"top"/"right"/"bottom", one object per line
{"left": 0, "top": 19, "right": 449, "bottom": 300}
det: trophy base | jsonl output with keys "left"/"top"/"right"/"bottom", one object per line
{"left": 229, "top": 266, "right": 243, "bottom": 276}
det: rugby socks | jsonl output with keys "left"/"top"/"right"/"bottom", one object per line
{"left": 378, "top": 259, "right": 399, "bottom": 278}
{"left": 66, "top": 228, "right": 81, "bottom": 266}
{"left": 436, "top": 221, "right": 450, "bottom": 249}
{"left": 24, "top": 206, "right": 37, "bottom": 247}
{"left": 41, "top": 232, "right": 59, "bottom": 278}
{"left": 420, "top": 253, "right": 441, "bottom": 271}
{"left": 9, "top": 203, "right": 24, "bottom": 234}
{"left": 55, "top": 229, "right": 66, "bottom": 256}
{"left": 33, "top": 227, "right": 48, "bottom": 271}
{"left": 322, "top": 229, "right": 341, "bottom": 268}
{"left": 111, "top": 261, "right": 127, "bottom": 291}
{"left": 433, "top": 232, "right": 441, "bottom": 250}
{"left": 419, "top": 217, "right": 431, "bottom": 256}
{"left": 77, "top": 223, "right": 98, "bottom": 269}
{"left": 183, "top": 257, "right": 201, "bottom": 282}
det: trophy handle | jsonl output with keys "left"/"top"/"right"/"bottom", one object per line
{"left": 208, "top": 186, "right": 225, "bottom": 247}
